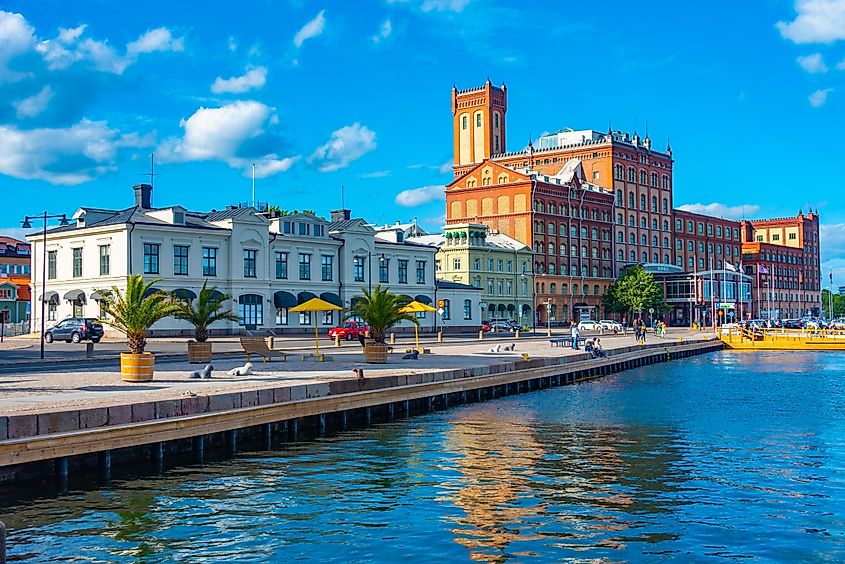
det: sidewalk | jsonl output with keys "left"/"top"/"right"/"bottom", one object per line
{"left": 0, "top": 334, "right": 713, "bottom": 416}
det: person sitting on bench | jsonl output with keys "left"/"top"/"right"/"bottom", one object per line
{"left": 584, "top": 339, "right": 596, "bottom": 357}
{"left": 593, "top": 338, "right": 607, "bottom": 358}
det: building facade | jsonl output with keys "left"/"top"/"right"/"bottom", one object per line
{"left": 0, "top": 237, "right": 32, "bottom": 325}
{"left": 27, "top": 184, "right": 478, "bottom": 336}
{"left": 410, "top": 223, "right": 533, "bottom": 324}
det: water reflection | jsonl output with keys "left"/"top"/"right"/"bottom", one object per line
{"left": 5, "top": 351, "right": 845, "bottom": 562}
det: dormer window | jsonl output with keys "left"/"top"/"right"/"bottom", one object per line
{"left": 174, "top": 211, "right": 185, "bottom": 224}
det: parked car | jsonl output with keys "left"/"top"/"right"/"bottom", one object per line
{"left": 327, "top": 321, "right": 369, "bottom": 341}
{"left": 577, "top": 320, "right": 601, "bottom": 331}
{"left": 830, "top": 318, "right": 845, "bottom": 330}
{"left": 44, "top": 317, "right": 104, "bottom": 344}
{"left": 488, "top": 319, "right": 516, "bottom": 332}
{"left": 781, "top": 319, "right": 802, "bottom": 329}
{"left": 481, "top": 322, "right": 491, "bottom": 332}
{"left": 598, "top": 320, "right": 623, "bottom": 333}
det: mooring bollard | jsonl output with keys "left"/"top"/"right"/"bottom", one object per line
{"left": 479, "top": 330, "right": 484, "bottom": 340}
{"left": 86, "top": 342, "right": 95, "bottom": 358}
{"left": 334, "top": 334, "right": 341, "bottom": 347}
{"left": 515, "top": 330, "right": 520, "bottom": 339}
{"left": 390, "top": 333, "right": 396, "bottom": 345}
{"left": 437, "top": 331, "right": 443, "bottom": 343}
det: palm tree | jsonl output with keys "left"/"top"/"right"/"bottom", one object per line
{"left": 98, "top": 275, "right": 181, "bottom": 354}
{"left": 173, "top": 281, "right": 239, "bottom": 342}
{"left": 346, "top": 284, "right": 417, "bottom": 343}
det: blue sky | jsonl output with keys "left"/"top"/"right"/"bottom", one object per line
{"left": 1, "top": 0, "right": 844, "bottom": 282}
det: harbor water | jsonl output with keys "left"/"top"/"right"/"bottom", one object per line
{"left": 4, "top": 350, "right": 845, "bottom": 562}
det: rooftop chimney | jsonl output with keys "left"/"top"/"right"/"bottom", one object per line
{"left": 331, "top": 209, "right": 351, "bottom": 222}
{"left": 133, "top": 183, "right": 152, "bottom": 209}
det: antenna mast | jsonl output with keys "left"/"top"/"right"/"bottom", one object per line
{"left": 341, "top": 185, "right": 345, "bottom": 210}
{"left": 252, "top": 163, "right": 256, "bottom": 208}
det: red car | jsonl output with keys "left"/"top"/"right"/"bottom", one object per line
{"left": 328, "top": 321, "right": 370, "bottom": 340}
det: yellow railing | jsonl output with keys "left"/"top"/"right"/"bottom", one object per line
{"left": 718, "top": 326, "right": 845, "bottom": 349}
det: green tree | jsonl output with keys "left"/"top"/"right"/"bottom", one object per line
{"left": 602, "top": 265, "right": 666, "bottom": 317}
{"left": 346, "top": 284, "right": 417, "bottom": 343}
{"left": 821, "top": 289, "right": 845, "bottom": 317}
{"left": 97, "top": 275, "right": 181, "bottom": 354}
{"left": 173, "top": 280, "right": 240, "bottom": 342}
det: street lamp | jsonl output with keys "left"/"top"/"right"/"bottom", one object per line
{"left": 21, "top": 211, "right": 69, "bottom": 360}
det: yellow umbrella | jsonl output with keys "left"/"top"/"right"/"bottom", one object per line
{"left": 290, "top": 297, "right": 342, "bottom": 356}
{"left": 399, "top": 300, "right": 436, "bottom": 352}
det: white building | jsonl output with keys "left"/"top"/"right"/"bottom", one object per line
{"left": 26, "top": 184, "right": 481, "bottom": 336}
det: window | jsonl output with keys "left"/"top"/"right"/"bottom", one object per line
{"left": 487, "top": 279, "right": 494, "bottom": 295}
{"left": 299, "top": 253, "right": 312, "bottom": 280}
{"left": 47, "top": 250, "right": 57, "bottom": 280}
{"left": 716, "top": 226, "right": 723, "bottom": 237}
{"left": 353, "top": 256, "right": 365, "bottom": 282}
{"left": 497, "top": 259, "right": 503, "bottom": 272}
{"left": 323, "top": 310, "right": 333, "bottom": 325}
{"left": 238, "top": 294, "right": 263, "bottom": 326}
{"left": 652, "top": 218, "right": 658, "bottom": 230}
{"left": 453, "top": 258, "right": 462, "bottom": 270}
{"left": 173, "top": 245, "right": 189, "bottom": 276}
{"left": 698, "top": 223, "right": 704, "bottom": 235}
{"left": 487, "top": 258, "right": 494, "bottom": 271}
{"left": 48, "top": 302, "right": 57, "bottom": 321}
{"left": 203, "top": 247, "right": 217, "bottom": 277}
{"left": 442, "top": 299, "right": 451, "bottom": 320}
{"left": 379, "top": 258, "right": 390, "bottom": 283}
{"left": 476, "top": 113, "right": 481, "bottom": 127}
{"left": 651, "top": 196, "right": 658, "bottom": 212}
{"left": 789, "top": 233, "right": 797, "bottom": 241}
{"left": 662, "top": 198, "right": 668, "bottom": 214}
{"left": 99, "top": 245, "right": 110, "bottom": 276}
{"left": 627, "top": 167, "right": 635, "bottom": 182}
{"left": 321, "top": 255, "right": 333, "bottom": 281}
{"left": 616, "top": 190, "right": 623, "bottom": 205}
{"left": 398, "top": 259, "right": 408, "bottom": 283}
{"left": 756, "top": 235, "right": 764, "bottom": 242}
{"left": 314, "top": 224, "right": 325, "bottom": 237}
{"left": 276, "top": 307, "right": 289, "bottom": 325}
{"left": 651, "top": 172, "right": 658, "bottom": 187}
{"left": 773, "top": 234, "right": 780, "bottom": 241}
{"left": 299, "top": 311, "right": 312, "bottom": 325}
{"left": 243, "top": 249, "right": 257, "bottom": 278}
{"left": 298, "top": 223, "right": 309, "bottom": 236}
{"left": 640, "top": 170, "right": 647, "bottom": 184}
{"left": 275, "top": 252, "right": 288, "bottom": 279}
{"left": 143, "top": 243, "right": 159, "bottom": 274}
{"left": 640, "top": 194, "right": 646, "bottom": 210}
{"left": 628, "top": 192, "right": 635, "bottom": 207}
{"left": 68, "top": 247, "right": 83, "bottom": 278}
{"left": 463, "top": 299, "right": 472, "bottom": 320}
{"left": 462, "top": 115, "right": 467, "bottom": 129}
{"left": 497, "top": 280, "right": 504, "bottom": 295}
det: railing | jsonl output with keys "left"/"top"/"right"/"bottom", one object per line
{"left": 0, "top": 322, "right": 30, "bottom": 338}
{"left": 719, "top": 326, "right": 845, "bottom": 344}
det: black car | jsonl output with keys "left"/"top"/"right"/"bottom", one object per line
{"left": 44, "top": 317, "right": 104, "bottom": 344}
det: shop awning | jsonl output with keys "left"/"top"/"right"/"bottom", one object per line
{"left": 507, "top": 303, "right": 516, "bottom": 311}
{"left": 415, "top": 295, "right": 432, "bottom": 304}
{"left": 63, "top": 289, "right": 86, "bottom": 303}
{"left": 521, "top": 304, "right": 531, "bottom": 313}
{"left": 172, "top": 289, "right": 197, "bottom": 301}
{"left": 209, "top": 289, "right": 225, "bottom": 301}
{"left": 273, "top": 291, "right": 297, "bottom": 309}
{"left": 319, "top": 292, "right": 343, "bottom": 307}
{"left": 487, "top": 303, "right": 496, "bottom": 311}
{"left": 42, "top": 291, "right": 59, "bottom": 304}
{"left": 497, "top": 304, "right": 506, "bottom": 311}
{"left": 143, "top": 286, "right": 163, "bottom": 298}
{"left": 297, "top": 291, "right": 317, "bottom": 305}
{"left": 239, "top": 294, "right": 262, "bottom": 304}
{"left": 89, "top": 290, "right": 105, "bottom": 301}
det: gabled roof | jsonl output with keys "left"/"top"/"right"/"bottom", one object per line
{"left": 328, "top": 217, "right": 373, "bottom": 233}
{"left": 446, "top": 159, "right": 530, "bottom": 188}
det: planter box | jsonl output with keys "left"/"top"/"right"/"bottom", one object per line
{"left": 121, "top": 352, "right": 155, "bottom": 382}
{"left": 187, "top": 341, "right": 213, "bottom": 364}
{"left": 363, "top": 341, "right": 388, "bottom": 364}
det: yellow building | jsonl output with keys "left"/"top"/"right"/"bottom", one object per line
{"left": 410, "top": 223, "right": 534, "bottom": 324}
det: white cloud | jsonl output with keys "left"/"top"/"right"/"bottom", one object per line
{"left": 776, "top": 0, "right": 845, "bottom": 44}
{"left": 388, "top": 0, "right": 471, "bottom": 12}
{"left": 211, "top": 66, "right": 267, "bottom": 94}
{"left": 157, "top": 100, "right": 296, "bottom": 178}
{"left": 797, "top": 52, "right": 828, "bottom": 72}
{"left": 13, "top": 85, "right": 53, "bottom": 118}
{"left": 0, "top": 227, "right": 26, "bottom": 241}
{"left": 0, "top": 119, "right": 142, "bottom": 184}
{"left": 439, "top": 161, "right": 452, "bottom": 174}
{"left": 395, "top": 185, "right": 445, "bottom": 207}
{"left": 126, "top": 27, "right": 184, "bottom": 56}
{"left": 309, "top": 123, "right": 376, "bottom": 172}
{"left": 361, "top": 170, "right": 391, "bottom": 178}
{"left": 36, "top": 23, "right": 184, "bottom": 74}
{"left": 227, "top": 35, "right": 237, "bottom": 52}
{"left": 372, "top": 19, "right": 392, "bottom": 43}
{"left": 0, "top": 10, "right": 36, "bottom": 81}
{"left": 293, "top": 10, "right": 326, "bottom": 48}
{"left": 676, "top": 202, "right": 760, "bottom": 219}
{"left": 809, "top": 87, "right": 833, "bottom": 107}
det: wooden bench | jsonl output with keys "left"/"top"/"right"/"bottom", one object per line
{"left": 239, "top": 336, "right": 288, "bottom": 362}
{"left": 550, "top": 337, "right": 586, "bottom": 348}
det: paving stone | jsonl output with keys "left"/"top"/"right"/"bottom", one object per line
{"left": 241, "top": 391, "right": 260, "bottom": 407}
{"left": 273, "top": 387, "right": 291, "bottom": 403}
{"left": 7, "top": 414, "right": 37, "bottom": 439}
{"left": 155, "top": 400, "right": 182, "bottom": 419}
{"left": 108, "top": 405, "right": 132, "bottom": 425}
{"left": 79, "top": 408, "right": 108, "bottom": 429}
{"left": 131, "top": 402, "right": 156, "bottom": 423}
{"left": 37, "top": 411, "right": 79, "bottom": 434}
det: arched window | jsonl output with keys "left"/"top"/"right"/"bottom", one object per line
{"left": 592, "top": 247, "right": 598, "bottom": 258}
{"left": 641, "top": 234, "right": 647, "bottom": 245}
{"left": 547, "top": 243, "right": 554, "bottom": 255}
{"left": 548, "top": 203, "right": 557, "bottom": 215}
{"left": 651, "top": 196, "right": 658, "bottom": 212}
{"left": 581, "top": 226, "right": 588, "bottom": 238}
{"left": 614, "top": 164, "right": 624, "bottom": 179}
{"left": 664, "top": 254, "right": 670, "bottom": 264}
{"left": 617, "top": 213, "right": 623, "bottom": 225}
{"left": 560, "top": 244, "right": 566, "bottom": 255}
{"left": 628, "top": 192, "right": 635, "bottom": 207}
{"left": 640, "top": 194, "right": 646, "bottom": 210}
{"left": 640, "top": 170, "right": 647, "bottom": 184}
{"left": 630, "top": 251, "right": 636, "bottom": 262}
{"left": 573, "top": 283, "right": 579, "bottom": 295}
{"left": 570, "top": 245, "right": 577, "bottom": 257}
{"left": 550, "top": 282, "right": 556, "bottom": 293}
{"left": 662, "top": 198, "right": 668, "bottom": 214}
{"left": 617, "top": 232, "right": 624, "bottom": 243}
{"left": 651, "top": 172, "right": 658, "bottom": 187}
{"left": 561, "top": 283, "right": 568, "bottom": 295}
{"left": 616, "top": 190, "right": 623, "bottom": 206}
{"left": 561, "top": 204, "right": 568, "bottom": 215}
{"left": 618, "top": 249, "right": 624, "bottom": 260}
{"left": 548, "top": 222, "right": 555, "bottom": 235}
{"left": 662, "top": 175, "right": 669, "bottom": 189}
{"left": 593, "top": 284, "right": 600, "bottom": 295}
{"left": 570, "top": 226, "right": 577, "bottom": 237}
{"left": 627, "top": 167, "right": 635, "bottom": 182}
{"left": 591, "top": 227, "right": 598, "bottom": 239}
{"left": 549, "top": 263, "right": 556, "bottom": 275}
{"left": 663, "top": 219, "right": 669, "bottom": 231}
{"left": 641, "top": 217, "right": 647, "bottom": 228}
{"left": 652, "top": 235, "right": 658, "bottom": 246}
{"left": 581, "top": 265, "right": 588, "bottom": 277}
{"left": 629, "top": 215, "right": 635, "bottom": 227}
{"left": 652, "top": 218, "right": 658, "bottom": 230}
{"left": 663, "top": 237, "right": 669, "bottom": 248}
{"left": 629, "top": 233, "right": 635, "bottom": 244}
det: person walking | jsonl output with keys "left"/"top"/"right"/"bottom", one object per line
{"left": 570, "top": 320, "right": 580, "bottom": 350}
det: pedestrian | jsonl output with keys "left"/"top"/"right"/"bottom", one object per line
{"left": 570, "top": 320, "right": 580, "bottom": 350}
{"left": 639, "top": 319, "right": 647, "bottom": 344}
{"left": 594, "top": 338, "right": 607, "bottom": 357}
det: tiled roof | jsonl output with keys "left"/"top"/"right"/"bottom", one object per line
{"left": 205, "top": 207, "right": 250, "bottom": 222}
{"left": 328, "top": 218, "right": 372, "bottom": 232}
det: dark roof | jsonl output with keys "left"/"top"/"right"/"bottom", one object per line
{"left": 205, "top": 207, "right": 249, "bottom": 222}
{"left": 436, "top": 280, "right": 480, "bottom": 291}
{"left": 328, "top": 218, "right": 372, "bottom": 232}
{"left": 41, "top": 206, "right": 226, "bottom": 236}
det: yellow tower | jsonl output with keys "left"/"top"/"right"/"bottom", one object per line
{"left": 452, "top": 80, "right": 507, "bottom": 171}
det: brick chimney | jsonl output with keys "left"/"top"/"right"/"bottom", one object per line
{"left": 331, "top": 209, "right": 351, "bottom": 222}
{"left": 133, "top": 183, "right": 152, "bottom": 209}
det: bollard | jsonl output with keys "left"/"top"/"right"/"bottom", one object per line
{"left": 335, "top": 334, "right": 341, "bottom": 347}
{"left": 479, "top": 330, "right": 484, "bottom": 340}
{"left": 547, "top": 327, "right": 552, "bottom": 337}
{"left": 266, "top": 336, "right": 274, "bottom": 350}
{"left": 390, "top": 333, "right": 396, "bottom": 345}
{"left": 437, "top": 331, "right": 443, "bottom": 343}
{"left": 515, "top": 330, "right": 520, "bottom": 339}
{"left": 85, "top": 342, "right": 95, "bottom": 358}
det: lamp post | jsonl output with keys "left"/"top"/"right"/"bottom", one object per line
{"left": 21, "top": 211, "right": 69, "bottom": 360}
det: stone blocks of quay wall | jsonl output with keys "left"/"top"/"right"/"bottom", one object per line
{"left": 0, "top": 340, "right": 716, "bottom": 442}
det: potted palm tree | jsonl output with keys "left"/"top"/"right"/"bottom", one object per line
{"left": 174, "top": 281, "right": 239, "bottom": 363}
{"left": 347, "top": 285, "right": 417, "bottom": 364}
{"left": 98, "top": 275, "right": 180, "bottom": 382}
